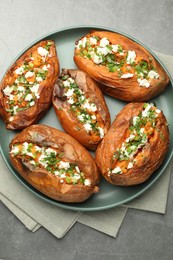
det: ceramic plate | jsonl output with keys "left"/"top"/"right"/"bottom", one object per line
{"left": 0, "top": 26, "right": 173, "bottom": 211}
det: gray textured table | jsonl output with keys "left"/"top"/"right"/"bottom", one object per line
{"left": 0, "top": 0, "right": 173, "bottom": 259}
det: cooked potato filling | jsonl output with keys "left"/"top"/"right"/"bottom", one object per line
{"left": 10, "top": 142, "right": 91, "bottom": 186}
{"left": 75, "top": 36, "right": 159, "bottom": 88}
{"left": 3, "top": 42, "right": 52, "bottom": 117}
{"left": 110, "top": 103, "right": 162, "bottom": 174}
{"left": 59, "top": 74, "right": 105, "bottom": 139}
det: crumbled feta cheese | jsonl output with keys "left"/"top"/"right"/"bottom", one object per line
{"left": 45, "top": 148, "right": 57, "bottom": 155}
{"left": 121, "top": 73, "right": 134, "bottom": 79}
{"left": 25, "top": 94, "right": 33, "bottom": 101}
{"left": 68, "top": 97, "right": 74, "bottom": 104}
{"left": 100, "top": 37, "right": 109, "bottom": 47}
{"left": 83, "top": 101, "right": 97, "bottom": 112}
{"left": 133, "top": 116, "right": 140, "bottom": 126}
{"left": 9, "top": 94, "right": 14, "bottom": 100}
{"left": 13, "top": 105, "right": 19, "bottom": 115}
{"left": 65, "top": 89, "right": 74, "bottom": 97}
{"left": 75, "top": 166, "right": 80, "bottom": 173}
{"left": 137, "top": 78, "right": 150, "bottom": 88}
{"left": 78, "top": 114, "right": 85, "bottom": 122}
{"left": 11, "top": 146, "right": 19, "bottom": 155}
{"left": 84, "top": 179, "right": 91, "bottom": 186}
{"left": 92, "top": 54, "right": 103, "bottom": 64}
{"left": 15, "top": 66, "right": 24, "bottom": 75}
{"left": 59, "top": 161, "right": 70, "bottom": 170}
{"left": 30, "top": 84, "right": 39, "bottom": 94}
{"left": 155, "top": 109, "right": 161, "bottom": 114}
{"left": 98, "top": 127, "right": 104, "bottom": 138}
{"left": 38, "top": 47, "right": 49, "bottom": 57}
{"left": 126, "top": 50, "right": 136, "bottom": 64}
{"left": 112, "top": 44, "right": 119, "bottom": 53}
{"left": 126, "top": 134, "right": 135, "bottom": 142}
{"left": 112, "top": 166, "right": 122, "bottom": 174}
{"left": 30, "top": 101, "right": 35, "bottom": 107}
{"left": 97, "top": 47, "right": 109, "bottom": 56}
{"left": 84, "top": 123, "right": 92, "bottom": 132}
{"left": 89, "top": 37, "right": 98, "bottom": 45}
{"left": 73, "top": 173, "right": 81, "bottom": 180}
{"left": 54, "top": 170, "right": 60, "bottom": 176}
{"left": 18, "top": 86, "right": 25, "bottom": 92}
{"left": 42, "top": 65, "right": 48, "bottom": 71}
{"left": 91, "top": 115, "right": 97, "bottom": 120}
{"left": 63, "top": 80, "right": 71, "bottom": 87}
{"left": 25, "top": 71, "right": 34, "bottom": 78}
{"left": 36, "top": 76, "right": 43, "bottom": 82}
{"left": 76, "top": 37, "right": 87, "bottom": 49}
{"left": 68, "top": 78, "right": 75, "bottom": 84}
{"left": 3, "top": 86, "right": 12, "bottom": 96}
{"left": 142, "top": 103, "right": 154, "bottom": 117}
{"left": 127, "top": 162, "right": 133, "bottom": 169}
{"left": 148, "top": 70, "right": 159, "bottom": 79}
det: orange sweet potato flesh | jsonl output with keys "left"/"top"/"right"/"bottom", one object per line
{"left": 0, "top": 40, "right": 59, "bottom": 130}
{"left": 9, "top": 124, "right": 100, "bottom": 203}
{"left": 74, "top": 31, "right": 170, "bottom": 101}
{"left": 95, "top": 102, "right": 169, "bottom": 186}
{"left": 52, "top": 69, "right": 110, "bottom": 150}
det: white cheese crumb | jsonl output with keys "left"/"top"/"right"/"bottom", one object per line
{"left": 11, "top": 146, "right": 19, "bottom": 155}
{"left": 25, "top": 94, "right": 33, "bottom": 101}
{"left": 137, "top": 78, "right": 150, "bottom": 88}
{"left": 89, "top": 37, "right": 98, "bottom": 45}
{"left": 15, "top": 66, "right": 24, "bottom": 75}
{"left": 121, "top": 73, "right": 134, "bottom": 79}
{"left": 65, "top": 89, "right": 74, "bottom": 97}
{"left": 67, "top": 97, "right": 74, "bottom": 104}
{"left": 59, "top": 161, "right": 70, "bottom": 170}
{"left": 76, "top": 37, "right": 87, "bottom": 49}
{"left": 30, "top": 84, "right": 39, "bottom": 94}
{"left": 25, "top": 71, "right": 34, "bottom": 78}
{"left": 100, "top": 37, "right": 109, "bottom": 47}
{"left": 84, "top": 179, "right": 91, "bottom": 186}
{"left": 36, "top": 76, "right": 43, "bottom": 82}
{"left": 83, "top": 123, "right": 92, "bottom": 132}
{"left": 112, "top": 166, "right": 122, "bottom": 174}
{"left": 18, "top": 86, "right": 25, "bottom": 92}
{"left": 97, "top": 47, "right": 110, "bottom": 56}
{"left": 126, "top": 50, "right": 136, "bottom": 64}
{"left": 3, "top": 86, "right": 12, "bottom": 96}
{"left": 127, "top": 162, "right": 133, "bottom": 169}
{"left": 45, "top": 148, "right": 57, "bottom": 155}
{"left": 77, "top": 114, "right": 85, "bottom": 122}
{"left": 98, "top": 127, "right": 104, "bottom": 139}
{"left": 148, "top": 70, "right": 159, "bottom": 79}
{"left": 91, "top": 115, "right": 97, "bottom": 120}
{"left": 112, "top": 44, "right": 119, "bottom": 52}
{"left": 38, "top": 47, "right": 49, "bottom": 57}
{"left": 92, "top": 54, "right": 103, "bottom": 64}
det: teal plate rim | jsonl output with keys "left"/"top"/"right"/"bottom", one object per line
{"left": 0, "top": 25, "right": 173, "bottom": 211}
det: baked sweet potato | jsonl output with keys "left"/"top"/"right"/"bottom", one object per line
{"left": 52, "top": 68, "right": 110, "bottom": 150}
{"left": 95, "top": 102, "right": 169, "bottom": 186}
{"left": 74, "top": 31, "right": 170, "bottom": 101}
{"left": 0, "top": 40, "right": 59, "bottom": 130}
{"left": 9, "top": 124, "right": 100, "bottom": 203}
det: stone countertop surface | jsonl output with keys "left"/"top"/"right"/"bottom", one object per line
{"left": 0, "top": 0, "right": 173, "bottom": 259}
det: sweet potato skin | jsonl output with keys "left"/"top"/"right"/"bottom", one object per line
{"left": 52, "top": 69, "right": 111, "bottom": 150}
{"left": 9, "top": 124, "right": 100, "bottom": 203}
{"left": 74, "top": 31, "right": 170, "bottom": 101}
{"left": 0, "top": 40, "right": 59, "bottom": 130}
{"left": 95, "top": 102, "right": 169, "bottom": 186}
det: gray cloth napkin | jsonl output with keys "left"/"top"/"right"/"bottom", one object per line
{"left": 0, "top": 51, "right": 172, "bottom": 238}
